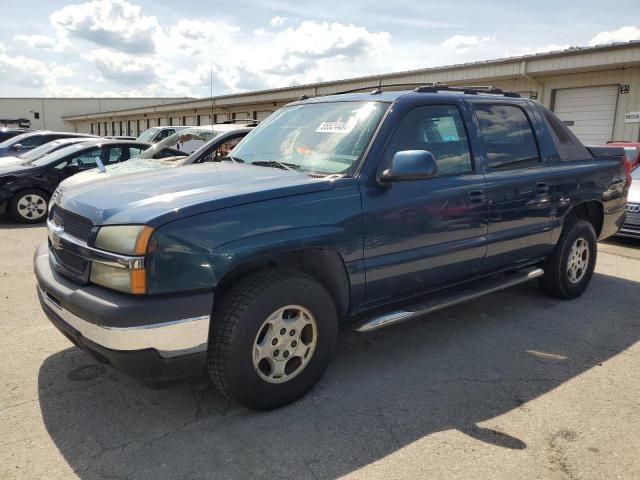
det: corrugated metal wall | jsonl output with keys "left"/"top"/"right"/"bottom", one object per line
{"left": 71, "top": 67, "right": 640, "bottom": 143}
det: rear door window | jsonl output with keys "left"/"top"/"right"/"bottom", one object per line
{"left": 475, "top": 104, "right": 540, "bottom": 169}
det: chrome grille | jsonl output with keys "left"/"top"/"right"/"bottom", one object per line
{"left": 625, "top": 203, "right": 640, "bottom": 227}
{"left": 50, "top": 205, "right": 93, "bottom": 242}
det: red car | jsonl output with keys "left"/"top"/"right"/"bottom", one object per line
{"left": 606, "top": 142, "right": 640, "bottom": 168}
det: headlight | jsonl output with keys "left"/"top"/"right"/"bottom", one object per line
{"left": 0, "top": 175, "right": 16, "bottom": 186}
{"left": 90, "top": 263, "right": 147, "bottom": 294}
{"left": 91, "top": 225, "right": 154, "bottom": 294}
{"left": 94, "top": 225, "right": 154, "bottom": 255}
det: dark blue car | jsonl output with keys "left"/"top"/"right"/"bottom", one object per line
{"left": 34, "top": 86, "right": 630, "bottom": 410}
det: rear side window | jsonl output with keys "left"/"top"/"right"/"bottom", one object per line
{"left": 540, "top": 106, "right": 591, "bottom": 161}
{"left": 475, "top": 104, "right": 540, "bottom": 169}
{"left": 384, "top": 105, "right": 473, "bottom": 176}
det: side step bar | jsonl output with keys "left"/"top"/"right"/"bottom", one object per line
{"left": 354, "top": 267, "right": 544, "bottom": 333}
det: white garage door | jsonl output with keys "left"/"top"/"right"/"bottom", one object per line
{"left": 552, "top": 85, "right": 618, "bottom": 144}
{"left": 256, "top": 111, "right": 273, "bottom": 121}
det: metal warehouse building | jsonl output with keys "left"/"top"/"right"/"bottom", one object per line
{"left": 0, "top": 97, "right": 189, "bottom": 132}
{"left": 36, "top": 41, "right": 640, "bottom": 144}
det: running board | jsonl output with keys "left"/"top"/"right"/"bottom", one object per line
{"left": 354, "top": 267, "right": 544, "bottom": 333}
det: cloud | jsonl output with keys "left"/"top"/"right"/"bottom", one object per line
{"left": 50, "top": 0, "right": 160, "bottom": 53}
{"left": 270, "top": 16, "right": 287, "bottom": 27}
{"left": 440, "top": 34, "right": 495, "bottom": 53}
{"left": 0, "top": 50, "right": 75, "bottom": 94}
{"left": 589, "top": 26, "right": 640, "bottom": 46}
{"left": 14, "top": 34, "right": 65, "bottom": 51}
{"left": 83, "top": 49, "right": 159, "bottom": 84}
{"left": 274, "top": 21, "right": 390, "bottom": 60}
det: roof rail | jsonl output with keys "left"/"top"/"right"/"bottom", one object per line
{"left": 330, "top": 83, "right": 434, "bottom": 96}
{"left": 320, "top": 82, "right": 521, "bottom": 98}
{"left": 413, "top": 83, "right": 521, "bottom": 97}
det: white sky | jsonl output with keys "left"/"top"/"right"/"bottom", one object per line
{"left": 0, "top": 0, "right": 639, "bottom": 97}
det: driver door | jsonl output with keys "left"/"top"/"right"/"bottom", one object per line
{"left": 360, "top": 104, "right": 489, "bottom": 306}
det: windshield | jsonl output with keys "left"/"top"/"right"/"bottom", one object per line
{"left": 28, "top": 143, "right": 95, "bottom": 167}
{"left": 632, "top": 165, "right": 640, "bottom": 179}
{"left": 0, "top": 132, "right": 29, "bottom": 148}
{"left": 229, "top": 101, "right": 388, "bottom": 175}
{"left": 136, "top": 128, "right": 158, "bottom": 143}
{"left": 18, "top": 140, "right": 70, "bottom": 161}
{"left": 137, "top": 127, "right": 225, "bottom": 159}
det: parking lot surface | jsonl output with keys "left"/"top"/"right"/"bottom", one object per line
{"left": 1, "top": 219, "right": 639, "bottom": 480}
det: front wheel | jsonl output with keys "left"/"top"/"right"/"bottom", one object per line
{"left": 208, "top": 269, "right": 338, "bottom": 410}
{"left": 9, "top": 189, "right": 50, "bottom": 223}
{"left": 539, "top": 218, "right": 597, "bottom": 299}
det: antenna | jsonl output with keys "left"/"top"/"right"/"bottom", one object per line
{"left": 210, "top": 68, "right": 214, "bottom": 124}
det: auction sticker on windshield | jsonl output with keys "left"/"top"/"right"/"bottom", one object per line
{"left": 316, "top": 120, "right": 356, "bottom": 134}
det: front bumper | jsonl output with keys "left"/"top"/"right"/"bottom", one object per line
{"left": 34, "top": 242, "right": 214, "bottom": 385}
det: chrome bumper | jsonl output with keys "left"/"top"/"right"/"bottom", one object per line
{"left": 38, "top": 285, "right": 210, "bottom": 358}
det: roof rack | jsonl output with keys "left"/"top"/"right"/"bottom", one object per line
{"left": 325, "top": 82, "right": 521, "bottom": 98}
{"left": 413, "top": 83, "right": 521, "bottom": 97}
{"left": 331, "top": 83, "right": 432, "bottom": 96}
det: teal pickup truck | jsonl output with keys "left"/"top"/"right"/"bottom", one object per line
{"left": 35, "top": 85, "right": 630, "bottom": 410}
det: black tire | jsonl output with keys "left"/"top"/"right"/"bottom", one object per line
{"left": 208, "top": 269, "right": 338, "bottom": 410}
{"left": 8, "top": 189, "right": 50, "bottom": 224}
{"left": 539, "top": 218, "right": 597, "bottom": 299}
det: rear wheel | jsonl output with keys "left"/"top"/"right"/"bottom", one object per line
{"left": 208, "top": 269, "right": 338, "bottom": 410}
{"left": 539, "top": 218, "right": 597, "bottom": 299}
{"left": 9, "top": 189, "right": 49, "bottom": 223}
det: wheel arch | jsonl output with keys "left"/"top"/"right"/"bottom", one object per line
{"left": 565, "top": 200, "right": 604, "bottom": 237}
{"left": 214, "top": 247, "right": 351, "bottom": 319}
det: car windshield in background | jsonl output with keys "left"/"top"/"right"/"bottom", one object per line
{"left": 632, "top": 165, "right": 640, "bottom": 179}
{"left": 18, "top": 141, "right": 75, "bottom": 161}
{"left": 137, "top": 127, "right": 226, "bottom": 159}
{"left": 0, "top": 132, "right": 29, "bottom": 148}
{"left": 27, "top": 143, "right": 93, "bottom": 167}
{"left": 136, "top": 128, "right": 157, "bottom": 143}
{"left": 229, "top": 101, "right": 389, "bottom": 175}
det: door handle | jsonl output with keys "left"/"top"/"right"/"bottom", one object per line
{"left": 536, "top": 182, "right": 550, "bottom": 195}
{"left": 467, "top": 190, "right": 486, "bottom": 205}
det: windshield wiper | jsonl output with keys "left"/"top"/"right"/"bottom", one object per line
{"left": 251, "top": 160, "right": 299, "bottom": 172}
{"left": 221, "top": 155, "right": 244, "bottom": 163}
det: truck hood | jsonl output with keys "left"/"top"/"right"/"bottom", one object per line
{"left": 60, "top": 158, "right": 179, "bottom": 190}
{"left": 55, "top": 162, "right": 334, "bottom": 226}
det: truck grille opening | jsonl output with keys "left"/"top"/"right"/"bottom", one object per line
{"left": 55, "top": 249, "right": 89, "bottom": 276}
{"left": 50, "top": 206, "right": 93, "bottom": 242}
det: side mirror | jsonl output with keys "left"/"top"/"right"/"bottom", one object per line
{"left": 380, "top": 150, "right": 438, "bottom": 182}
{"left": 12, "top": 143, "right": 23, "bottom": 151}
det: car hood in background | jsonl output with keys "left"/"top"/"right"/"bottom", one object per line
{"left": 55, "top": 162, "right": 333, "bottom": 226}
{"left": 0, "top": 155, "right": 25, "bottom": 165}
{"left": 60, "top": 158, "right": 182, "bottom": 190}
{"left": 0, "top": 162, "right": 36, "bottom": 176}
